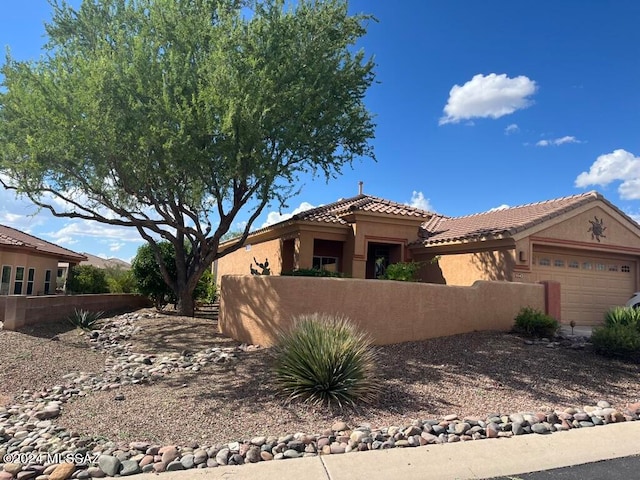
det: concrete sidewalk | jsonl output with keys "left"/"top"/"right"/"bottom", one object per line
{"left": 127, "top": 421, "right": 640, "bottom": 480}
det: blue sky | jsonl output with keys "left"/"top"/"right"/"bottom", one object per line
{"left": 1, "top": 1, "right": 639, "bottom": 261}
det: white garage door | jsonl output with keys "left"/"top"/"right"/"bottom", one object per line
{"left": 531, "top": 249, "right": 637, "bottom": 325}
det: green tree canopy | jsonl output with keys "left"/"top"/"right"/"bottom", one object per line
{"left": 0, "top": 0, "right": 376, "bottom": 315}
{"left": 67, "top": 264, "right": 110, "bottom": 294}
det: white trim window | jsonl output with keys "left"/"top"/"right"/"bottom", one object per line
{"left": 0, "top": 266, "right": 11, "bottom": 295}
{"left": 14, "top": 266, "right": 25, "bottom": 295}
{"left": 44, "top": 270, "right": 52, "bottom": 294}
{"left": 26, "top": 268, "right": 36, "bottom": 295}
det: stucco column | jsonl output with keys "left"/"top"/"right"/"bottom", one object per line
{"left": 539, "top": 280, "right": 562, "bottom": 323}
{"left": 4, "top": 295, "right": 27, "bottom": 331}
{"left": 295, "top": 232, "right": 314, "bottom": 270}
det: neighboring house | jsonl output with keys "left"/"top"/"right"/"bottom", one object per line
{"left": 215, "top": 190, "right": 640, "bottom": 325}
{"left": 58, "top": 252, "right": 131, "bottom": 291}
{"left": 0, "top": 224, "right": 86, "bottom": 296}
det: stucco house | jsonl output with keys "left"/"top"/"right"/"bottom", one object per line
{"left": 0, "top": 224, "right": 86, "bottom": 296}
{"left": 214, "top": 190, "right": 640, "bottom": 325}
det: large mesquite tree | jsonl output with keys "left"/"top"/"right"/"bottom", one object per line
{"left": 0, "top": 0, "right": 376, "bottom": 315}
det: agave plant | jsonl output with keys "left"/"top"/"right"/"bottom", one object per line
{"left": 68, "top": 308, "right": 104, "bottom": 331}
{"left": 272, "top": 313, "right": 379, "bottom": 408}
{"left": 605, "top": 306, "right": 640, "bottom": 330}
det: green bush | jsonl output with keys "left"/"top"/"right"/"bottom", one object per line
{"left": 104, "top": 267, "right": 137, "bottom": 294}
{"left": 66, "top": 265, "right": 110, "bottom": 294}
{"left": 195, "top": 269, "right": 217, "bottom": 303}
{"left": 282, "top": 268, "right": 344, "bottom": 278}
{"left": 604, "top": 306, "right": 640, "bottom": 330}
{"left": 513, "top": 307, "right": 559, "bottom": 338}
{"left": 592, "top": 324, "right": 640, "bottom": 360}
{"left": 272, "top": 313, "right": 378, "bottom": 407}
{"left": 382, "top": 261, "right": 422, "bottom": 281}
{"left": 68, "top": 308, "right": 104, "bottom": 331}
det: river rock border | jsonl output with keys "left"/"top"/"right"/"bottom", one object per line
{"left": 1, "top": 312, "right": 639, "bottom": 479}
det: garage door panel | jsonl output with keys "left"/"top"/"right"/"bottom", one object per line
{"left": 531, "top": 250, "right": 636, "bottom": 326}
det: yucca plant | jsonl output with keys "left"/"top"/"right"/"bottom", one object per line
{"left": 272, "top": 313, "right": 379, "bottom": 408}
{"left": 605, "top": 306, "right": 640, "bottom": 330}
{"left": 68, "top": 308, "right": 104, "bottom": 331}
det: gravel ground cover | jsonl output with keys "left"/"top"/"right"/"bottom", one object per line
{"left": 1, "top": 308, "right": 639, "bottom": 449}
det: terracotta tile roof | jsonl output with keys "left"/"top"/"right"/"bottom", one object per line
{"left": 242, "top": 194, "right": 435, "bottom": 238}
{"left": 293, "top": 194, "right": 435, "bottom": 223}
{"left": 416, "top": 191, "right": 612, "bottom": 245}
{"left": 0, "top": 224, "right": 86, "bottom": 261}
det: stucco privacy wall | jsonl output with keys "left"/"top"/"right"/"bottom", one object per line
{"left": 219, "top": 276, "right": 547, "bottom": 346}
{"left": 3, "top": 294, "right": 151, "bottom": 330}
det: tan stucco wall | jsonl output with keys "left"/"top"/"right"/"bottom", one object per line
{"left": 215, "top": 238, "right": 283, "bottom": 283}
{"left": 413, "top": 248, "right": 516, "bottom": 286}
{"left": 0, "top": 250, "right": 60, "bottom": 295}
{"left": 219, "top": 275, "right": 545, "bottom": 346}
{"left": 2, "top": 294, "right": 151, "bottom": 330}
{"left": 530, "top": 205, "right": 640, "bottom": 252}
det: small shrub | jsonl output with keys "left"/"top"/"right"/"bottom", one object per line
{"left": 605, "top": 306, "right": 640, "bottom": 330}
{"left": 272, "top": 313, "right": 378, "bottom": 407}
{"left": 282, "top": 268, "right": 344, "bottom": 278}
{"left": 382, "top": 261, "right": 423, "bottom": 281}
{"left": 592, "top": 324, "right": 640, "bottom": 360}
{"left": 68, "top": 308, "right": 104, "bottom": 331}
{"left": 513, "top": 307, "right": 559, "bottom": 338}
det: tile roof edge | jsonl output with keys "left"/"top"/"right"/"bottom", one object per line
{"left": 0, "top": 223, "right": 86, "bottom": 259}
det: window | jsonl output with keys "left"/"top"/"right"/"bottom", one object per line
{"left": 13, "top": 267, "right": 24, "bottom": 295}
{"left": 312, "top": 256, "right": 339, "bottom": 272}
{"left": 538, "top": 258, "right": 551, "bottom": 266}
{"left": 554, "top": 259, "right": 565, "bottom": 267}
{"left": 622, "top": 265, "right": 631, "bottom": 273}
{"left": 608, "top": 265, "right": 619, "bottom": 272}
{"left": 0, "top": 266, "right": 11, "bottom": 295}
{"left": 26, "top": 268, "right": 35, "bottom": 295}
{"left": 582, "top": 262, "right": 592, "bottom": 270}
{"left": 44, "top": 270, "right": 52, "bottom": 294}
{"left": 568, "top": 261, "right": 579, "bottom": 269}
{"left": 596, "top": 264, "right": 606, "bottom": 271}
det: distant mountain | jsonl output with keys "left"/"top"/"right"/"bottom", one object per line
{"left": 81, "top": 252, "right": 131, "bottom": 270}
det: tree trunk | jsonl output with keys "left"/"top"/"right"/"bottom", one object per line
{"left": 175, "top": 287, "right": 196, "bottom": 317}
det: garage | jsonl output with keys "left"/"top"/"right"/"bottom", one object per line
{"left": 531, "top": 249, "right": 637, "bottom": 325}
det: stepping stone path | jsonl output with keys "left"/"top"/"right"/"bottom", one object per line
{"left": 1, "top": 312, "right": 639, "bottom": 478}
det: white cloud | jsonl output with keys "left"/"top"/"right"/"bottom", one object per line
{"left": 536, "top": 136, "right": 582, "bottom": 147}
{"left": 504, "top": 124, "right": 519, "bottom": 135}
{"left": 407, "top": 191, "right": 433, "bottom": 212}
{"left": 261, "top": 202, "right": 315, "bottom": 228}
{"left": 55, "top": 236, "right": 79, "bottom": 246}
{"left": 575, "top": 149, "right": 640, "bottom": 200}
{"left": 439, "top": 73, "right": 537, "bottom": 125}
{"left": 489, "top": 204, "right": 510, "bottom": 212}
{"left": 45, "top": 220, "right": 145, "bottom": 244}
{"left": 109, "top": 242, "right": 125, "bottom": 252}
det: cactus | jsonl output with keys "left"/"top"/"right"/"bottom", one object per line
{"left": 250, "top": 257, "right": 271, "bottom": 275}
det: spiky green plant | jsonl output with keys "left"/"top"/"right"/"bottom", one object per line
{"left": 605, "top": 306, "right": 640, "bottom": 330}
{"left": 68, "top": 309, "right": 104, "bottom": 331}
{"left": 272, "top": 313, "right": 379, "bottom": 408}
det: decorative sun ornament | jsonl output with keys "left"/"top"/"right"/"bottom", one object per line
{"left": 588, "top": 216, "right": 606, "bottom": 242}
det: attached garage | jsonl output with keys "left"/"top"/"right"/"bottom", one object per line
{"left": 413, "top": 191, "right": 640, "bottom": 326}
{"left": 530, "top": 249, "right": 637, "bottom": 325}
